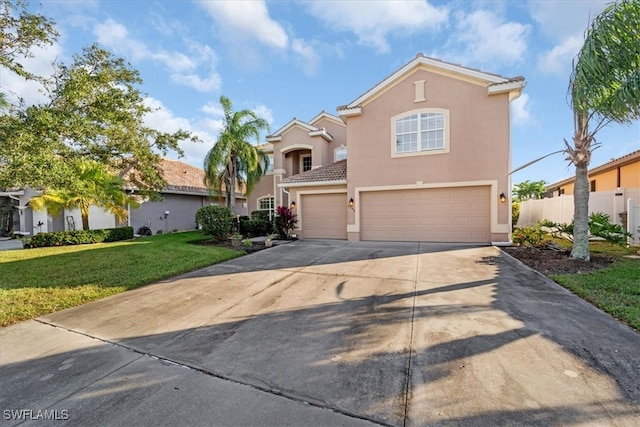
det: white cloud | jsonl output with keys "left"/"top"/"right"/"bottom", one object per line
{"left": 92, "top": 18, "right": 221, "bottom": 92}
{"left": 2, "top": 42, "right": 63, "bottom": 107}
{"left": 198, "top": 0, "right": 288, "bottom": 49}
{"left": 143, "top": 97, "right": 219, "bottom": 167}
{"left": 306, "top": 1, "right": 449, "bottom": 53}
{"left": 530, "top": 1, "right": 608, "bottom": 76}
{"left": 528, "top": 0, "right": 607, "bottom": 40}
{"left": 171, "top": 73, "right": 221, "bottom": 92}
{"left": 253, "top": 104, "right": 274, "bottom": 126}
{"left": 511, "top": 93, "right": 532, "bottom": 126}
{"left": 537, "top": 36, "right": 582, "bottom": 75}
{"left": 291, "top": 38, "right": 321, "bottom": 76}
{"left": 445, "top": 10, "right": 529, "bottom": 67}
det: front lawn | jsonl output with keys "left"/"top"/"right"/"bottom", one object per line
{"left": 553, "top": 253, "right": 640, "bottom": 331}
{"left": 0, "top": 231, "right": 242, "bottom": 326}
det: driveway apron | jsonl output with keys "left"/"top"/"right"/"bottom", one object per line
{"left": 1, "top": 240, "right": 639, "bottom": 426}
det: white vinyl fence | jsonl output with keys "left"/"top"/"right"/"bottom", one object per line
{"left": 517, "top": 188, "right": 640, "bottom": 245}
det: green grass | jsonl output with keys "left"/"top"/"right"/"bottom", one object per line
{"left": 0, "top": 231, "right": 242, "bottom": 326}
{"left": 552, "top": 243, "right": 640, "bottom": 331}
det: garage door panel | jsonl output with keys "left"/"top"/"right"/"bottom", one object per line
{"left": 361, "top": 186, "right": 490, "bottom": 243}
{"left": 301, "top": 193, "right": 347, "bottom": 240}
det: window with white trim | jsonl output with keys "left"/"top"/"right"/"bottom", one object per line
{"left": 395, "top": 111, "right": 445, "bottom": 154}
{"left": 301, "top": 154, "right": 312, "bottom": 172}
{"left": 258, "top": 196, "right": 274, "bottom": 211}
{"left": 335, "top": 146, "right": 347, "bottom": 161}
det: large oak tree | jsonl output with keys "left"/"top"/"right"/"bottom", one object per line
{"left": 0, "top": 44, "right": 197, "bottom": 193}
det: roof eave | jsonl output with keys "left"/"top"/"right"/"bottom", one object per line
{"left": 278, "top": 179, "right": 347, "bottom": 188}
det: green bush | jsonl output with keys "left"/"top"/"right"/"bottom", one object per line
{"left": 240, "top": 218, "right": 273, "bottom": 237}
{"left": 251, "top": 210, "right": 271, "bottom": 221}
{"left": 512, "top": 202, "right": 520, "bottom": 230}
{"left": 540, "top": 212, "right": 631, "bottom": 246}
{"left": 512, "top": 225, "right": 547, "bottom": 248}
{"left": 28, "top": 227, "right": 134, "bottom": 248}
{"left": 196, "top": 205, "right": 233, "bottom": 241}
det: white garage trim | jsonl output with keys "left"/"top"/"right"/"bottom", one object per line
{"left": 347, "top": 180, "right": 508, "bottom": 234}
{"left": 296, "top": 189, "right": 347, "bottom": 234}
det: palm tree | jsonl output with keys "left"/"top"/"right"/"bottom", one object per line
{"left": 29, "top": 159, "right": 138, "bottom": 230}
{"left": 567, "top": 0, "right": 640, "bottom": 261}
{"left": 204, "top": 96, "right": 270, "bottom": 213}
{"left": 512, "top": 180, "right": 547, "bottom": 202}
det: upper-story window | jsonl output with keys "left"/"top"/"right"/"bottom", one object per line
{"left": 335, "top": 146, "right": 347, "bottom": 161}
{"left": 392, "top": 109, "right": 449, "bottom": 157}
{"left": 301, "top": 154, "right": 312, "bottom": 172}
{"left": 264, "top": 154, "right": 274, "bottom": 172}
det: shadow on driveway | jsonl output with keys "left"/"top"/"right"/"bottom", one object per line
{"left": 2, "top": 240, "right": 639, "bottom": 426}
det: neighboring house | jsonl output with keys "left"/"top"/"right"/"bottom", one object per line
{"left": 545, "top": 150, "right": 640, "bottom": 196}
{"left": 250, "top": 53, "right": 525, "bottom": 243}
{"left": 0, "top": 158, "right": 247, "bottom": 235}
{"left": 517, "top": 150, "right": 640, "bottom": 243}
{"left": 124, "top": 158, "right": 247, "bottom": 233}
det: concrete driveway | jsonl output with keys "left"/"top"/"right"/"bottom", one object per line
{"left": 1, "top": 240, "right": 639, "bottom": 426}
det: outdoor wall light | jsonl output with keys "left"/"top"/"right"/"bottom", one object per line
{"left": 499, "top": 193, "right": 507, "bottom": 203}
{"left": 348, "top": 198, "right": 355, "bottom": 210}
{"left": 290, "top": 201, "right": 296, "bottom": 209}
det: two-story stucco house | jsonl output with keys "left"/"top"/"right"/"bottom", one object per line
{"left": 251, "top": 53, "right": 526, "bottom": 244}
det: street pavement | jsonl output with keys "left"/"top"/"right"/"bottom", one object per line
{"left": 1, "top": 240, "right": 639, "bottom": 426}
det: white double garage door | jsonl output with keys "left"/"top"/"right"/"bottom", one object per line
{"left": 301, "top": 186, "right": 490, "bottom": 243}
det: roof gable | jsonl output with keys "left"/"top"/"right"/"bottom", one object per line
{"left": 309, "top": 111, "right": 345, "bottom": 127}
{"left": 266, "top": 118, "right": 317, "bottom": 142}
{"left": 338, "top": 53, "right": 525, "bottom": 114}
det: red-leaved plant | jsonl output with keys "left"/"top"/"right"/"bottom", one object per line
{"left": 275, "top": 206, "right": 298, "bottom": 239}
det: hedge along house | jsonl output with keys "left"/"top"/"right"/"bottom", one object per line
{"left": 272, "top": 54, "right": 525, "bottom": 243}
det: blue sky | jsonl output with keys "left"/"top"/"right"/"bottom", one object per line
{"left": 7, "top": 0, "right": 639, "bottom": 187}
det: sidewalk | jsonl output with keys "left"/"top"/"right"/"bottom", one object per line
{"left": 0, "top": 238, "right": 23, "bottom": 251}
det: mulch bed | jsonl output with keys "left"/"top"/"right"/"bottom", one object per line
{"left": 191, "top": 239, "right": 268, "bottom": 254}
{"left": 502, "top": 246, "right": 614, "bottom": 276}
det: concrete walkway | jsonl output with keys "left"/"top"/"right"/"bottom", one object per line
{"left": 0, "top": 238, "right": 23, "bottom": 251}
{"left": 1, "top": 240, "right": 639, "bottom": 426}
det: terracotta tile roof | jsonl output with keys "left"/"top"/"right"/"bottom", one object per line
{"left": 280, "top": 160, "right": 347, "bottom": 185}
{"left": 159, "top": 158, "right": 207, "bottom": 193}
{"left": 158, "top": 158, "right": 247, "bottom": 196}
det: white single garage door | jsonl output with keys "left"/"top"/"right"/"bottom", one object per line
{"left": 301, "top": 193, "right": 348, "bottom": 239}
{"left": 360, "top": 186, "right": 490, "bottom": 242}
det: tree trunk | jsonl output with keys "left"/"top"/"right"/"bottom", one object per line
{"left": 229, "top": 157, "right": 236, "bottom": 214}
{"left": 81, "top": 210, "right": 90, "bottom": 231}
{"left": 571, "top": 156, "right": 590, "bottom": 261}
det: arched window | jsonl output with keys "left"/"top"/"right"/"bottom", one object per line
{"left": 392, "top": 109, "right": 449, "bottom": 156}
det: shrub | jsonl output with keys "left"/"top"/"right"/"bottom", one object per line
{"left": 251, "top": 210, "right": 271, "bottom": 221}
{"left": 195, "top": 205, "right": 233, "bottom": 241}
{"left": 512, "top": 202, "right": 520, "bottom": 230}
{"left": 240, "top": 218, "right": 272, "bottom": 237}
{"left": 29, "top": 227, "right": 134, "bottom": 248}
{"left": 541, "top": 212, "right": 631, "bottom": 246}
{"left": 512, "top": 225, "right": 548, "bottom": 248}
{"left": 275, "top": 206, "right": 298, "bottom": 239}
